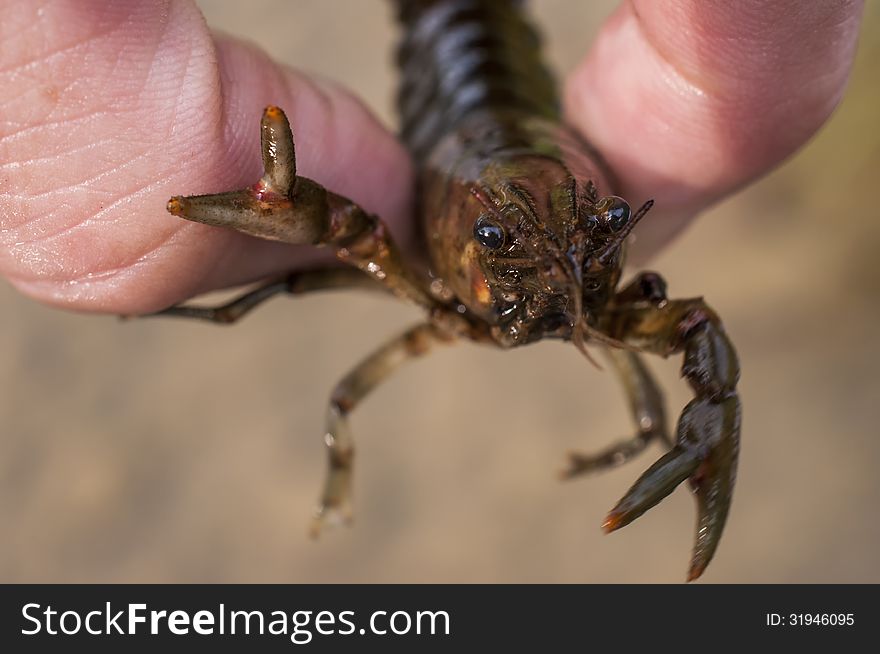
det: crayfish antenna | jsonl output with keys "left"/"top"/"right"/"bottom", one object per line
{"left": 572, "top": 321, "right": 602, "bottom": 370}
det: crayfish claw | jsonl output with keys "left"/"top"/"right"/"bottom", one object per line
{"left": 599, "top": 300, "right": 741, "bottom": 580}
{"left": 603, "top": 447, "right": 699, "bottom": 532}
{"left": 685, "top": 395, "right": 741, "bottom": 581}
{"left": 604, "top": 394, "right": 740, "bottom": 581}
{"left": 165, "top": 105, "right": 334, "bottom": 245}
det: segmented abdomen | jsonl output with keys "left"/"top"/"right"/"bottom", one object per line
{"left": 394, "top": 0, "right": 558, "bottom": 162}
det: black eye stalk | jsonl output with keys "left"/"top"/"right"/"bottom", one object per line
{"left": 474, "top": 214, "right": 506, "bottom": 249}
{"left": 587, "top": 195, "right": 632, "bottom": 232}
{"left": 591, "top": 196, "right": 655, "bottom": 265}
{"left": 600, "top": 196, "right": 631, "bottom": 231}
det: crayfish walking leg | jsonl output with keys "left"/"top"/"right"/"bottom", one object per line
{"left": 561, "top": 272, "right": 673, "bottom": 476}
{"left": 310, "top": 323, "right": 454, "bottom": 537}
{"left": 146, "top": 268, "right": 382, "bottom": 324}
{"left": 561, "top": 347, "right": 672, "bottom": 477}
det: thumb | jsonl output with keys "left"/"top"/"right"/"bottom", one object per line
{"left": 0, "top": 0, "right": 413, "bottom": 314}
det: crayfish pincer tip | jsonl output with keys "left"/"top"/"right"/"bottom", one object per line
{"left": 602, "top": 448, "right": 700, "bottom": 536}
{"left": 686, "top": 564, "right": 706, "bottom": 583}
{"left": 166, "top": 196, "right": 185, "bottom": 216}
{"left": 602, "top": 513, "right": 623, "bottom": 533}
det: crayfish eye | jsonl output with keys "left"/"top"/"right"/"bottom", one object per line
{"left": 600, "top": 196, "right": 631, "bottom": 231}
{"left": 473, "top": 215, "right": 505, "bottom": 249}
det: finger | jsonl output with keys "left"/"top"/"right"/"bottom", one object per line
{"left": 565, "top": 0, "right": 864, "bottom": 261}
{"left": 0, "top": 0, "right": 413, "bottom": 314}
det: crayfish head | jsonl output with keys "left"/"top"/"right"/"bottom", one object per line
{"left": 463, "top": 158, "right": 593, "bottom": 344}
{"left": 448, "top": 154, "right": 653, "bottom": 348}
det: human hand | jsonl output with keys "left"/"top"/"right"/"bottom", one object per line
{"left": 0, "top": 0, "right": 864, "bottom": 315}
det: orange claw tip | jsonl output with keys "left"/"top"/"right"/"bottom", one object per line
{"left": 686, "top": 561, "right": 708, "bottom": 583}
{"left": 264, "top": 105, "right": 283, "bottom": 118}
{"left": 602, "top": 512, "right": 623, "bottom": 533}
{"left": 166, "top": 197, "right": 184, "bottom": 216}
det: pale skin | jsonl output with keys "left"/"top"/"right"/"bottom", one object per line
{"left": 0, "top": 1, "right": 866, "bottom": 578}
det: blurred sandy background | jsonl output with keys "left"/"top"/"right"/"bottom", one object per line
{"left": 2, "top": 0, "right": 879, "bottom": 583}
